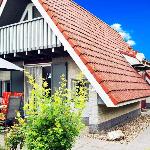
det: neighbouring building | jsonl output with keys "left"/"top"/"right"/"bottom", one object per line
{"left": 117, "top": 48, "right": 150, "bottom": 109}
{"left": 0, "top": 0, "right": 150, "bottom": 133}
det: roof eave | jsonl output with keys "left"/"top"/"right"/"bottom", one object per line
{"left": 115, "top": 96, "right": 150, "bottom": 107}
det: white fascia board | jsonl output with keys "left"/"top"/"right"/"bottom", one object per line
{"left": 0, "top": 0, "right": 7, "bottom": 16}
{"left": 31, "top": 0, "right": 144, "bottom": 107}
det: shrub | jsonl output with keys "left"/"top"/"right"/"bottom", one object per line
{"left": 5, "top": 115, "right": 25, "bottom": 150}
{"left": 5, "top": 73, "right": 88, "bottom": 150}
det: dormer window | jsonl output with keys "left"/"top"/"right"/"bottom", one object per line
{"left": 21, "top": 3, "right": 41, "bottom": 21}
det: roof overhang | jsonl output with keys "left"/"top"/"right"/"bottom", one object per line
{"left": 115, "top": 97, "right": 149, "bottom": 107}
{"left": 0, "top": 58, "right": 23, "bottom": 71}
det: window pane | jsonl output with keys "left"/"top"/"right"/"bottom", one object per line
{"left": 71, "top": 79, "right": 89, "bottom": 100}
{"left": 5, "top": 81, "right": 10, "bottom": 92}
{"left": 33, "top": 6, "right": 42, "bottom": 19}
{"left": 42, "top": 66, "right": 51, "bottom": 91}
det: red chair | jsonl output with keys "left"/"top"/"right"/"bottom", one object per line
{"left": 1, "top": 92, "right": 12, "bottom": 114}
{"left": 0, "top": 96, "right": 23, "bottom": 127}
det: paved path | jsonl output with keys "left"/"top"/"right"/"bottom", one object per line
{"left": 73, "top": 125, "right": 150, "bottom": 150}
{"left": 0, "top": 127, "right": 150, "bottom": 150}
{"left": 1, "top": 112, "right": 150, "bottom": 150}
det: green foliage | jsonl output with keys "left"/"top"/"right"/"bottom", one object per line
{"left": 5, "top": 73, "right": 88, "bottom": 150}
{"left": 0, "top": 126, "right": 4, "bottom": 134}
{"left": 5, "top": 115, "right": 25, "bottom": 150}
{"left": 0, "top": 145, "right": 5, "bottom": 150}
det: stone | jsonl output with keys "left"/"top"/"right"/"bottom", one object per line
{"left": 107, "top": 130, "right": 124, "bottom": 141}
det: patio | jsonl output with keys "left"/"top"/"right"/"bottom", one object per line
{"left": 0, "top": 59, "right": 23, "bottom": 134}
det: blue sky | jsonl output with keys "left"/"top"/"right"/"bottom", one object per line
{"left": 74, "top": 0, "right": 150, "bottom": 60}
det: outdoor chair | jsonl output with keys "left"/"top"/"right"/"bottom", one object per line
{"left": 0, "top": 96, "right": 23, "bottom": 127}
{"left": 1, "top": 92, "right": 12, "bottom": 114}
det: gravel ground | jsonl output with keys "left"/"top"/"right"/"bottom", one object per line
{"left": 80, "top": 113, "right": 150, "bottom": 144}
{"left": 1, "top": 111, "right": 150, "bottom": 149}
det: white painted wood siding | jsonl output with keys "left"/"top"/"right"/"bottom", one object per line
{"left": 0, "top": 17, "right": 62, "bottom": 55}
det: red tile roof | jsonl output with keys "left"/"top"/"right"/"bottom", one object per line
{"left": 38, "top": 0, "right": 150, "bottom": 105}
{"left": 146, "top": 71, "right": 150, "bottom": 79}
{"left": 119, "top": 47, "right": 137, "bottom": 58}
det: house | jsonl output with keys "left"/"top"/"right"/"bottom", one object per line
{"left": 0, "top": 0, "right": 150, "bottom": 133}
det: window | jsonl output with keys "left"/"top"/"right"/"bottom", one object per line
{"left": 5, "top": 81, "right": 11, "bottom": 92}
{"left": 24, "top": 64, "right": 52, "bottom": 101}
{"left": 0, "top": 80, "right": 11, "bottom": 97}
{"left": 0, "top": 71, "right": 11, "bottom": 97}
{"left": 71, "top": 79, "right": 89, "bottom": 100}
{"left": 42, "top": 66, "right": 52, "bottom": 94}
{"left": 0, "top": 81, "right": 2, "bottom": 97}
{"left": 21, "top": 3, "right": 42, "bottom": 21}
{"left": 33, "top": 6, "right": 41, "bottom": 19}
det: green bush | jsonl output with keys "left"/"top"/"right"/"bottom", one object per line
{"left": 5, "top": 122, "right": 25, "bottom": 150}
{"left": 0, "top": 126, "right": 4, "bottom": 134}
{"left": 0, "top": 145, "right": 5, "bottom": 150}
{"left": 5, "top": 73, "right": 88, "bottom": 150}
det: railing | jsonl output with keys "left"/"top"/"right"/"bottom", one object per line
{"left": 0, "top": 17, "right": 62, "bottom": 55}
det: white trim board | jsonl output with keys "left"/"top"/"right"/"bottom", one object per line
{"left": 31, "top": 0, "right": 146, "bottom": 107}
{"left": 0, "top": 0, "right": 7, "bottom": 16}
{"left": 20, "top": 3, "right": 34, "bottom": 21}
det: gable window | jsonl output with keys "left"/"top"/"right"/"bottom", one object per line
{"left": 21, "top": 3, "right": 42, "bottom": 21}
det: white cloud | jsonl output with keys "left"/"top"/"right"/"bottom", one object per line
{"left": 111, "top": 23, "right": 122, "bottom": 32}
{"left": 119, "top": 32, "right": 131, "bottom": 41}
{"left": 126, "top": 40, "right": 136, "bottom": 46}
{"left": 111, "top": 23, "right": 136, "bottom": 46}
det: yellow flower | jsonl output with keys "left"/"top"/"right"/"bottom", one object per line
{"left": 43, "top": 81, "right": 48, "bottom": 88}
